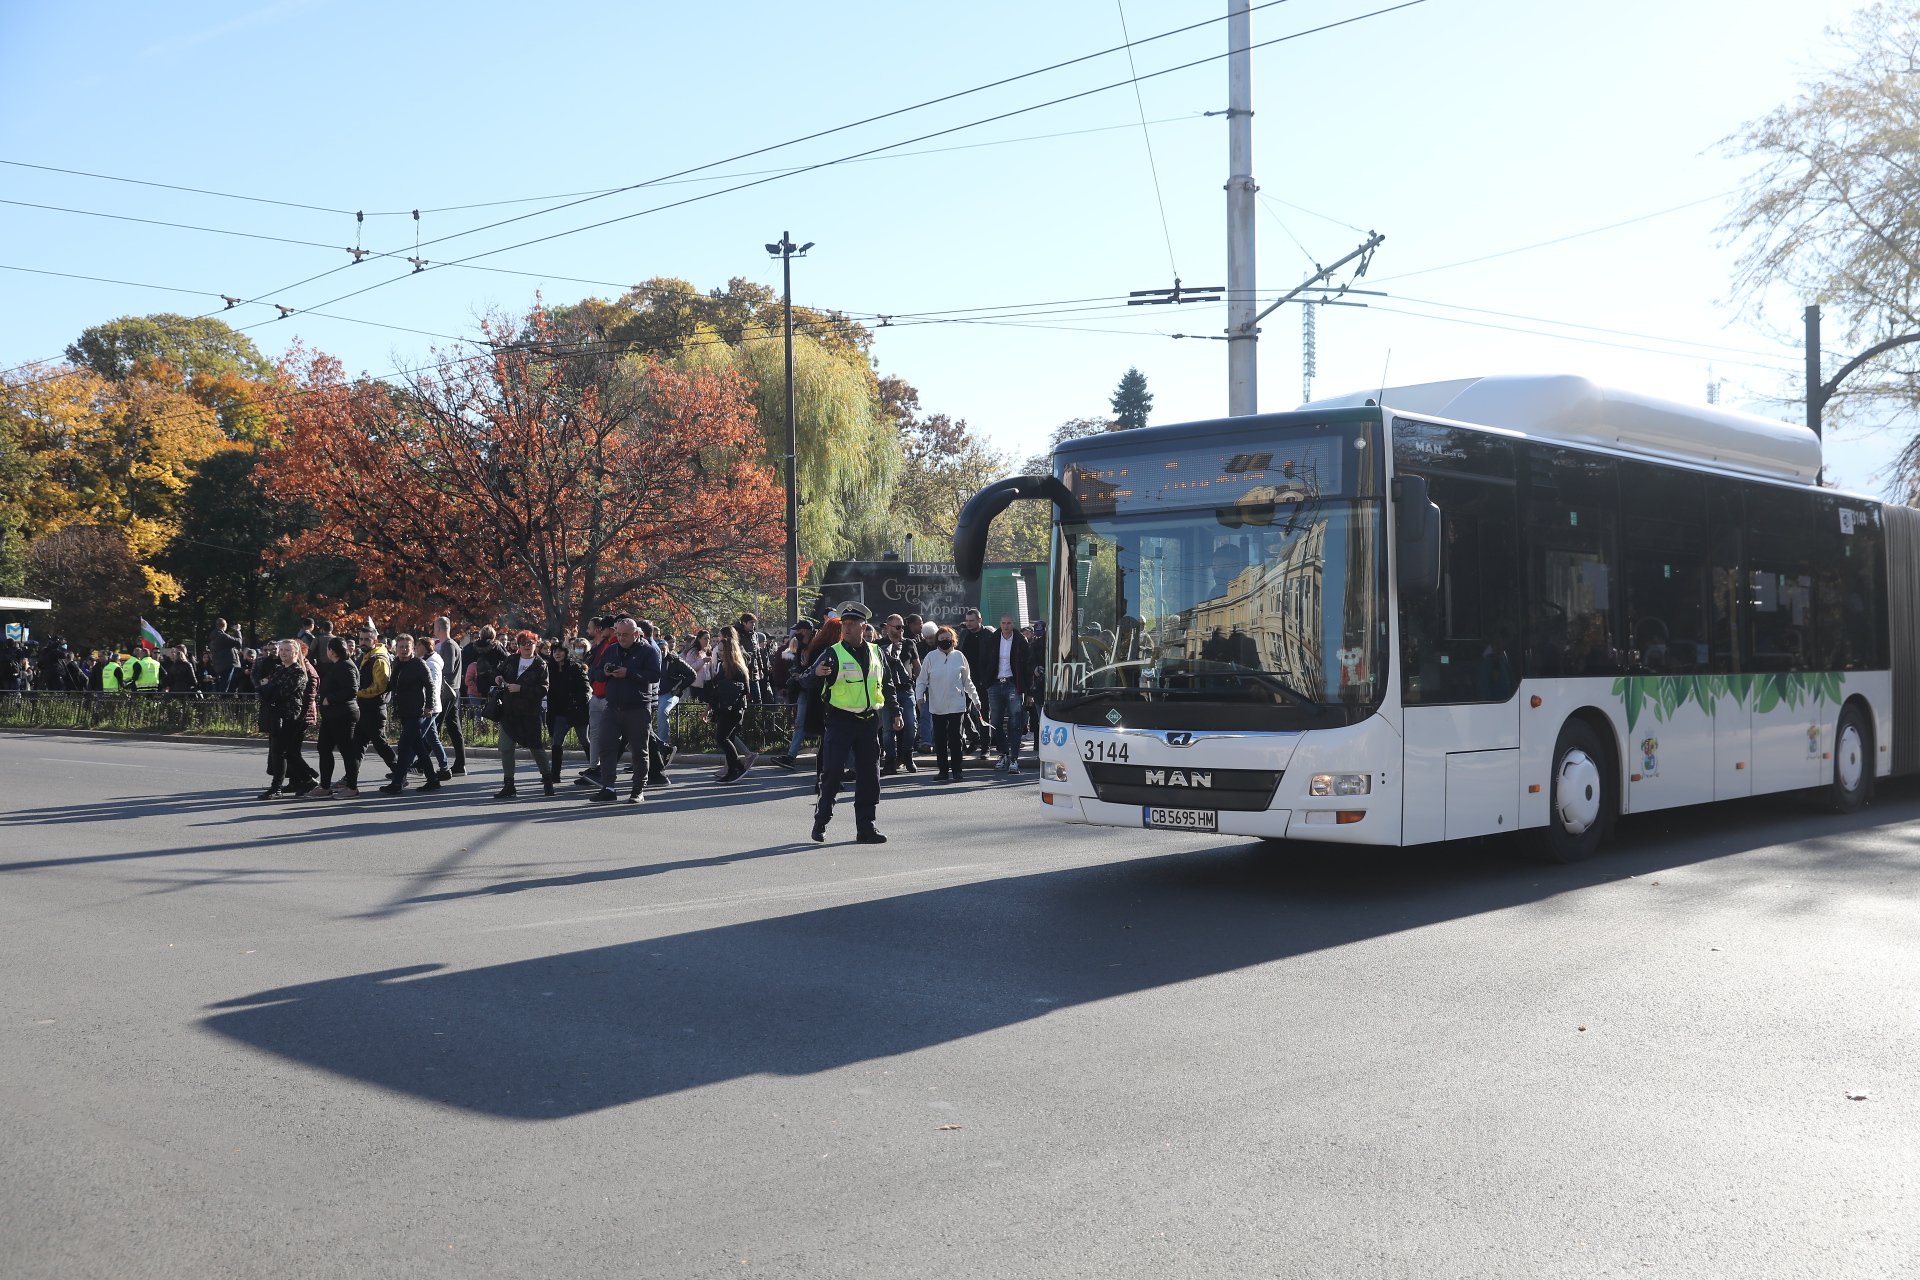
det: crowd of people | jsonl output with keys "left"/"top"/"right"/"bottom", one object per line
{"left": 1, "top": 604, "right": 1049, "bottom": 814}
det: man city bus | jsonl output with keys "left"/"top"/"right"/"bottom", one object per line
{"left": 953, "top": 374, "right": 1918, "bottom": 863}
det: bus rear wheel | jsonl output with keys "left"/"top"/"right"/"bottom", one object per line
{"left": 1817, "top": 704, "right": 1873, "bottom": 814}
{"left": 1529, "top": 718, "right": 1614, "bottom": 865}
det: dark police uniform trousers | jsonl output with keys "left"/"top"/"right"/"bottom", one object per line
{"left": 815, "top": 708, "right": 882, "bottom": 830}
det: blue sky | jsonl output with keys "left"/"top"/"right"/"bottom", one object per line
{"left": 1, "top": 0, "right": 1900, "bottom": 492}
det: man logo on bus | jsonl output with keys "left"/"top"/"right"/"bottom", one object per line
{"left": 1144, "top": 770, "right": 1212, "bottom": 788}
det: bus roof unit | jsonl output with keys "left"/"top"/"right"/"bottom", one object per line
{"left": 1302, "top": 374, "right": 1821, "bottom": 485}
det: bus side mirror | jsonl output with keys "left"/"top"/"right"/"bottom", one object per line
{"left": 1392, "top": 474, "right": 1442, "bottom": 597}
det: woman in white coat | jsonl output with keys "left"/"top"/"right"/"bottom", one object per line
{"left": 913, "top": 625, "right": 980, "bottom": 782}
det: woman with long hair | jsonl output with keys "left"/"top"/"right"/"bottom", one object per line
{"left": 708, "top": 628, "right": 755, "bottom": 783}
{"left": 799, "top": 618, "right": 843, "bottom": 788}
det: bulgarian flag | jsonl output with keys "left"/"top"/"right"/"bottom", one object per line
{"left": 139, "top": 619, "right": 165, "bottom": 649}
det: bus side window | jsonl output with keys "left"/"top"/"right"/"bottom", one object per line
{"left": 1812, "top": 495, "right": 1887, "bottom": 671}
{"left": 1620, "top": 461, "right": 1710, "bottom": 674}
{"left": 1707, "top": 479, "right": 1743, "bottom": 673}
{"left": 1743, "top": 484, "right": 1814, "bottom": 673}
{"left": 1523, "top": 446, "right": 1622, "bottom": 678}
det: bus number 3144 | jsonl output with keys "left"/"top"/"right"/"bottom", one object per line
{"left": 1083, "top": 739, "right": 1130, "bottom": 764}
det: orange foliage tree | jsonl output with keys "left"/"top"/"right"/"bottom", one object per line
{"left": 257, "top": 317, "right": 786, "bottom": 633}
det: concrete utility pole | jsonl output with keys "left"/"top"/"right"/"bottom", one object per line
{"left": 766, "top": 232, "right": 813, "bottom": 627}
{"left": 1225, "top": 0, "right": 1257, "bottom": 416}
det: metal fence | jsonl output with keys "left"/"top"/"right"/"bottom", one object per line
{"left": 0, "top": 690, "right": 797, "bottom": 755}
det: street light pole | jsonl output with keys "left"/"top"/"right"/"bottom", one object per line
{"left": 766, "top": 232, "right": 813, "bottom": 627}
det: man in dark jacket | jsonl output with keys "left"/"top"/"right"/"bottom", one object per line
{"left": 983, "top": 613, "right": 1034, "bottom": 775}
{"left": 957, "top": 607, "right": 999, "bottom": 757}
{"left": 586, "top": 616, "right": 661, "bottom": 804}
{"left": 208, "top": 620, "right": 243, "bottom": 693}
{"left": 491, "top": 629, "right": 554, "bottom": 799}
{"left": 378, "top": 635, "right": 442, "bottom": 796}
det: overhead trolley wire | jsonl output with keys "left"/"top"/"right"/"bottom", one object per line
{"left": 247, "top": 0, "right": 1432, "bottom": 334}
{"left": 1370, "top": 190, "right": 1737, "bottom": 284}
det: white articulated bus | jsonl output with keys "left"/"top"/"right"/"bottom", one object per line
{"left": 953, "top": 374, "right": 1920, "bottom": 863}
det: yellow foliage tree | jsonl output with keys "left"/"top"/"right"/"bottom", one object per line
{"left": 0, "top": 363, "right": 233, "bottom": 603}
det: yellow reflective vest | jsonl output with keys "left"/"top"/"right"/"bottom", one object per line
{"left": 101, "top": 661, "right": 124, "bottom": 693}
{"left": 825, "top": 641, "right": 885, "bottom": 714}
{"left": 133, "top": 656, "right": 161, "bottom": 690}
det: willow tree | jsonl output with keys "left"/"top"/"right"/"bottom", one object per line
{"left": 679, "top": 331, "right": 903, "bottom": 569}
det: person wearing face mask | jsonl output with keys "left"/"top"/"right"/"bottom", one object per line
{"left": 912, "top": 624, "right": 979, "bottom": 783}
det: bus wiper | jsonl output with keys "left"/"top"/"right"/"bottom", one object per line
{"left": 1231, "top": 669, "right": 1327, "bottom": 715}
{"left": 1251, "top": 675, "right": 1328, "bottom": 717}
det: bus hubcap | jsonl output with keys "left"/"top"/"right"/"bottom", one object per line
{"left": 1838, "top": 724, "right": 1864, "bottom": 791}
{"left": 1555, "top": 748, "right": 1602, "bottom": 835}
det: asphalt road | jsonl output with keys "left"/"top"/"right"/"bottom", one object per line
{"left": 4, "top": 730, "right": 1919, "bottom": 1279}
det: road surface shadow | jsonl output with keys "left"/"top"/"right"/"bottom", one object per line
{"left": 201, "top": 779, "right": 1920, "bottom": 1119}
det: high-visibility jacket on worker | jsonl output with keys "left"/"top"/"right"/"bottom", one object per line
{"left": 101, "top": 660, "right": 124, "bottom": 693}
{"left": 132, "top": 655, "right": 161, "bottom": 691}
{"left": 824, "top": 641, "right": 886, "bottom": 714}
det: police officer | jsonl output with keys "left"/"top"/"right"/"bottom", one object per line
{"left": 803, "top": 602, "right": 899, "bottom": 845}
{"left": 132, "top": 646, "right": 162, "bottom": 697}
{"left": 101, "top": 653, "right": 129, "bottom": 695}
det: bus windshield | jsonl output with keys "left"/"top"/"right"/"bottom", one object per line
{"left": 1050, "top": 419, "right": 1387, "bottom": 726}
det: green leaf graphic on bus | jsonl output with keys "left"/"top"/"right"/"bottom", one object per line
{"left": 1611, "top": 672, "right": 1846, "bottom": 732}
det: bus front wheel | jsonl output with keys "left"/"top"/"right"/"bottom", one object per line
{"left": 1529, "top": 718, "right": 1615, "bottom": 865}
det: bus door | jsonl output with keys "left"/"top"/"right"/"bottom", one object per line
{"left": 1744, "top": 488, "right": 1821, "bottom": 793}
{"left": 1393, "top": 423, "right": 1521, "bottom": 844}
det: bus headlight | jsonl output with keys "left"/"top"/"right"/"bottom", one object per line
{"left": 1041, "top": 760, "right": 1068, "bottom": 782}
{"left": 1309, "top": 773, "right": 1371, "bottom": 796}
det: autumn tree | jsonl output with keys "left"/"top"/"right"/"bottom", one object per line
{"left": 1720, "top": 4, "right": 1920, "bottom": 489}
{"left": 67, "top": 313, "right": 283, "bottom": 441}
{"left": 876, "top": 375, "right": 1014, "bottom": 556}
{"left": 259, "top": 315, "right": 785, "bottom": 633}
{"left": 156, "top": 448, "right": 324, "bottom": 643}
{"left": 0, "top": 361, "right": 233, "bottom": 604}
{"left": 680, "top": 329, "right": 903, "bottom": 565}
{"left": 557, "top": 277, "right": 873, "bottom": 367}
{"left": 24, "top": 524, "right": 154, "bottom": 650}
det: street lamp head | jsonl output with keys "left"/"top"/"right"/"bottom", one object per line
{"left": 765, "top": 243, "right": 783, "bottom": 255}
{"left": 798, "top": 242, "right": 815, "bottom": 253}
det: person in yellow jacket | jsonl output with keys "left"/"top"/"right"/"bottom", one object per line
{"left": 800, "top": 602, "right": 901, "bottom": 845}
{"left": 348, "top": 620, "right": 399, "bottom": 777}
{"left": 131, "top": 648, "right": 162, "bottom": 696}
{"left": 101, "top": 653, "right": 130, "bottom": 695}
